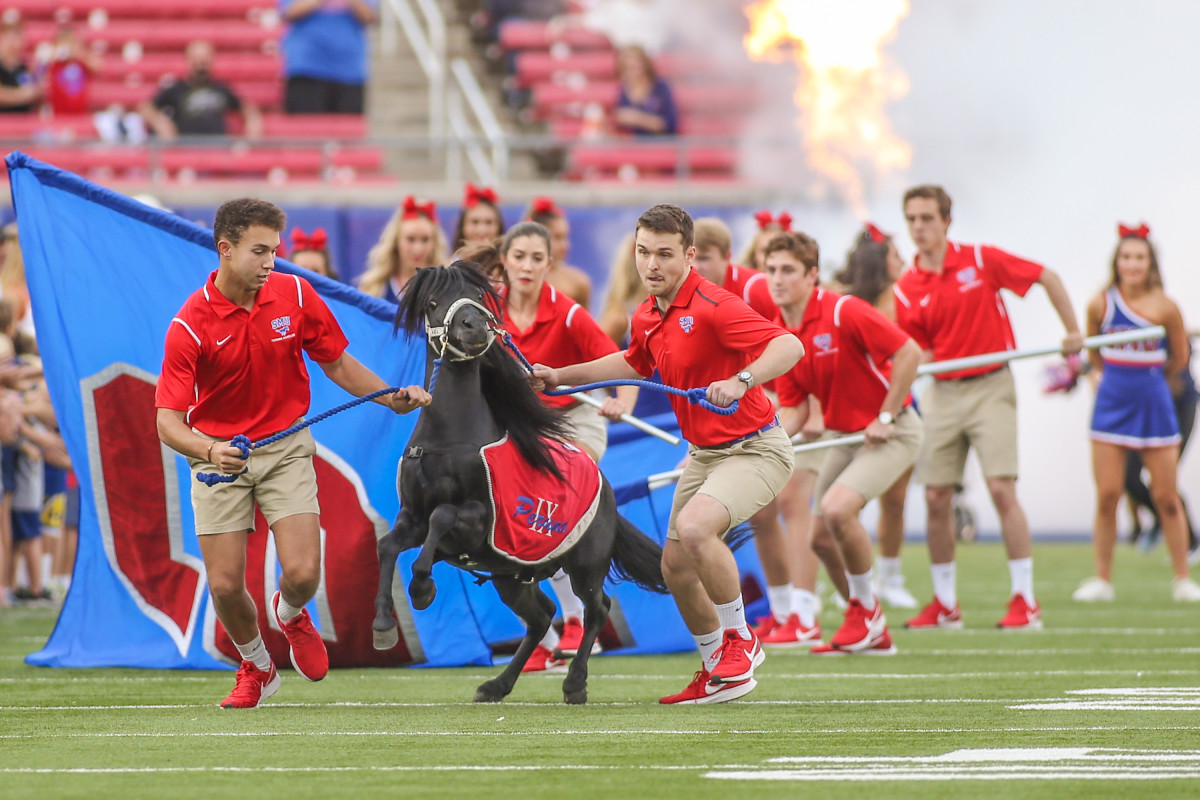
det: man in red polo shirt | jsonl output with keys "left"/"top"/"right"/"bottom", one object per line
{"left": 533, "top": 204, "right": 803, "bottom": 704}
{"left": 767, "top": 232, "right": 922, "bottom": 654}
{"left": 895, "top": 185, "right": 1083, "bottom": 631}
{"left": 155, "top": 198, "right": 429, "bottom": 709}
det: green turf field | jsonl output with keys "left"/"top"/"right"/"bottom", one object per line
{"left": 2, "top": 541, "right": 1198, "bottom": 799}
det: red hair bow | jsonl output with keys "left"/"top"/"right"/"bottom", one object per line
{"left": 863, "top": 222, "right": 889, "bottom": 244}
{"left": 290, "top": 226, "right": 328, "bottom": 252}
{"left": 401, "top": 196, "right": 436, "bottom": 221}
{"left": 529, "top": 196, "right": 561, "bottom": 217}
{"left": 1118, "top": 222, "right": 1150, "bottom": 240}
{"left": 753, "top": 210, "right": 792, "bottom": 231}
{"left": 464, "top": 183, "right": 498, "bottom": 208}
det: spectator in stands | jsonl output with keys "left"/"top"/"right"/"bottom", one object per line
{"left": 359, "top": 197, "right": 448, "bottom": 303}
{"left": 138, "top": 40, "right": 262, "bottom": 139}
{"left": 613, "top": 45, "right": 677, "bottom": 137}
{"left": 287, "top": 227, "right": 338, "bottom": 280}
{"left": 525, "top": 197, "right": 591, "bottom": 308}
{"left": 452, "top": 184, "right": 506, "bottom": 250}
{"left": 43, "top": 25, "right": 99, "bottom": 117}
{"left": 281, "top": 0, "right": 377, "bottom": 115}
{"left": 739, "top": 211, "right": 792, "bottom": 271}
{"left": 0, "top": 20, "right": 37, "bottom": 113}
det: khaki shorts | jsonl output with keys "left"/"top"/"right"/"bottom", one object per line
{"left": 813, "top": 409, "right": 923, "bottom": 511}
{"left": 189, "top": 426, "right": 320, "bottom": 535}
{"left": 918, "top": 366, "right": 1018, "bottom": 485}
{"left": 667, "top": 424, "right": 794, "bottom": 540}
{"left": 562, "top": 400, "right": 609, "bottom": 462}
{"left": 793, "top": 430, "right": 834, "bottom": 474}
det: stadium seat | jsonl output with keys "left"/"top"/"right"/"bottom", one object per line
{"left": 513, "top": 50, "right": 617, "bottom": 88}
{"left": 25, "top": 20, "right": 278, "bottom": 52}
{"left": 568, "top": 142, "right": 738, "bottom": 179}
{"left": 498, "top": 20, "right": 611, "bottom": 51}
{"left": 4, "top": 0, "right": 270, "bottom": 20}
{"left": 21, "top": 145, "right": 151, "bottom": 175}
{"left": 550, "top": 115, "right": 742, "bottom": 139}
{"left": 98, "top": 53, "right": 281, "bottom": 84}
{"left": 91, "top": 80, "right": 283, "bottom": 110}
{"left": 0, "top": 114, "right": 97, "bottom": 141}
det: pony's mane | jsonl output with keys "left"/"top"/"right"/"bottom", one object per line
{"left": 397, "top": 264, "right": 572, "bottom": 477}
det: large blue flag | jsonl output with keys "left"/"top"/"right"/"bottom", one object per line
{"left": 9, "top": 153, "right": 712, "bottom": 670}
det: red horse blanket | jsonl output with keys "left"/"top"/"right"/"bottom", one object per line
{"left": 481, "top": 436, "right": 603, "bottom": 565}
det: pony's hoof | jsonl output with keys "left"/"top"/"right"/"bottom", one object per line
{"left": 409, "top": 578, "right": 437, "bottom": 611}
{"left": 473, "top": 682, "right": 507, "bottom": 703}
{"left": 372, "top": 624, "right": 399, "bottom": 651}
{"left": 563, "top": 687, "right": 588, "bottom": 705}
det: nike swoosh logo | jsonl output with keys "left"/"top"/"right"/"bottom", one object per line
{"left": 216, "top": 335, "right": 232, "bottom": 346}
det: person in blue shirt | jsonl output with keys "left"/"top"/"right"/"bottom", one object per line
{"left": 613, "top": 45, "right": 677, "bottom": 136}
{"left": 280, "top": 0, "right": 377, "bottom": 114}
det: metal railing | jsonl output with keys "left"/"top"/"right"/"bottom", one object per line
{"left": 380, "top": 0, "right": 445, "bottom": 145}
{"left": 446, "top": 58, "right": 508, "bottom": 184}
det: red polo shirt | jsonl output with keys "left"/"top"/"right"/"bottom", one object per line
{"left": 775, "top": 289, "right": 911, "bottom": 433}
{"left": 625, "top": 268, "right": 788, "bottom": 446}
{"left": 500, "top": 282, "right": 619, "bottom": 409}
{"left": 893, "top": 241, "right": 1042, "bottom": 380}
{"left": 155, "top": 270, "right": 349, "bottom": 440}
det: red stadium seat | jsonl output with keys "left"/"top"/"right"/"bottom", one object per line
{"left": 550, "top": 115, "right": 742, "bottom": 138}
{"left": 513, "top": 50, "right": 617, "bottom": 88}
{"left": 25, "top": 20, "right": 279, "bottom": 52}
{"left": 21, "top": 145, "right": 151, "bottom": 175}
{"left": 0, "top": 114, "right": 98, "bottom": 141}
{"left": 91, "top": 80, "right": 283, "bottom": 110}
{"left": 568, "top": 142, "right": 738, "bottom": 178}
{"left": 532, "top": 81, "right": 759, "bottom": 121}
{"left": 98, "top": 53, "right": 281, "bottom": 84}
{"left": 4, "top": 0, "right": 270, "bottom": 20}
{"left": 498, "top": 20, "right": 611, "bottom": 51}
{"left": 257, "top": 114, "right": 368, "bottom": 139}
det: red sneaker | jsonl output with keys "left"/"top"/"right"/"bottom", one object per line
{"left": 811, "top": 628, "right": 897, "bottom": 656}
{"left": 905, "top": 597, "right": 963, "bottom": 629}
{"left": 997, "top": 594, "right": 1043, "bottom": 630}
{"left": 829, "top": 599, "right": 886, "bottom": 652}
{"left": 762, "top": 614, "right": 822, "bottom": 647}
{"left": 555, "top": 617, "right": 601, "bottom": 658}
{"left": 220, "top": 661, "right": 280, "bottom": 709}
{"left": 751, "top": 615, "right": 781, "bottom": 639}
{"left": 273, "top": 591, "right": 329, "bottom": 681}
{"left": 660, "top": 668, "right": 757, "bottom": 705}
{"left": 521, "top": 644, "right": 567, "bottom": 673}
{"left": 708, "top": 629, "right": 765, "bottom": 685}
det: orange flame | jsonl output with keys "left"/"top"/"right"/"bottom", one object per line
{"left": 744, "top": 0, "right": 912, "bottom": 212}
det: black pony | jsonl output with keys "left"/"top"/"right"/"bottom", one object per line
{"left": 372, "top": 263, "right": 668, "bottom": 705}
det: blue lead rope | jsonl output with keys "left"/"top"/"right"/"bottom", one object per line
{"left": 498, "top": 331, "right": 739, "bottom": 417}
{"left": 196, "top": 386, "right": 401, "bottom": 486}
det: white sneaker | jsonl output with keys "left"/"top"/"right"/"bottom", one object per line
{"left": 1172, "top": 577, "right": 1200, "bottom": 602}
{"left": 876, "top": 574, "right": 919, "bottom": 609}
{"left": 1072, "top": 576, "right": 1115, "bottom": 602}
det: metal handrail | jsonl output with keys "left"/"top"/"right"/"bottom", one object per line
{"left": 446, "top": 58, "right": 508, "bottom": 184}
{"left": 381, "top": 0, "right": 445, "bottom": 143}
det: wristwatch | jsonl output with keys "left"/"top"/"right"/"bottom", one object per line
{"left": 736, "top": 370, "right": 754, "bottom": 388}
{"left": 877, "top": 411, "right": 895, "bottom": 425}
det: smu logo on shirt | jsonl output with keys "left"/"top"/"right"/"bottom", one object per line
{"left": 270, "top": 315, "right": 295, "bottom": 341}
{"left": 679, "top": 315, "right": 695, "bottom": 334}
{"left": 512, "top": 496, "right": 569, "bottom": 536}
{"left": 956, "top": 267, "right": 982, "bottom": 291}
{"left": 813, "top": 333, "right": 834, "bottom": 353}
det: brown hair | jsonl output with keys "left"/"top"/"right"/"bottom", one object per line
{"left": 636, "top": 203, "right": 694, "bottom": 248}
{"left": 501, "top": 221, "right": 552, "bottom": 258}
{"left": 835, "top": 229, "right": 892, "bottom": 304}
{"left": 452, "top": 240, "right": 505, "bottom": 284}
{"left": 212, "top": 198, "right": 285, "bottom": 247}
{"left": 1109, "top": 235, "right": 1163, "bottom": 291}
{"left": 763, "top": 232, "right": 819, "bottom": 272}
{"left": 693, "top": 217, "right": 732, "bottom": 256}
{"left": 902, "top": 184, "right": 952, "bottom": 220}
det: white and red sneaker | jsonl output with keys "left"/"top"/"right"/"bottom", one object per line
{"left": 997, "top": 594, "right": 1043, "bottom": 630}
{"left": 220, "top": 660, "right": 280, "bottom": 709}
{"left": 521, "top": 644, "right": 568, "bottom": 673}
{"left": 761, "top": 613, "right": 822, "bottom": 647}
{"left": 555, "top": 617, "right": 601, "bottom": 658}
{"left": 660, "top": 668, "right": 757, "bottom": 705}
{"left": 811, "top": 628, "right": 897, "bottom": 656}
{"left": 273, "top": 591, "right": 329, "bottom": 681}
{"left": 829, "top": 599, "right": 886, "bottom": 652}
{"left": 708, "top": 629, "right": 765, "bottom": 684}
{"left": 750, "top": 615, "right": 781, "bottom": 639}
{"left": 905, "top": 597, "right": 963, "bottom": 629}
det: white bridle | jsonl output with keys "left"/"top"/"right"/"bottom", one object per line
{"left": 423, "top": 297, "right": 501, "bottom": 361}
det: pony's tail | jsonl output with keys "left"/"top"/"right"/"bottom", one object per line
{"left": 721, "top": 521, "right": 755, "bottom": 554}
{"left": 609, "top": 515, "right": 669, "bottom": 594}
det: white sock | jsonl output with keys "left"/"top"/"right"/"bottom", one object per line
{"left": 234, "top": 633, "right": 271, "bottom": 671}
{"left": 931, "top": 562, "right": 957, "bottom": 609}
{"left": 847, "top": 570, "right": 876, "bottom": 608}
{"left": 792, "top": 588, "right": 817, "bottom": 628}
{"left": 714, "top": 596, "right": 751, "bottom": 639}
{"left": 275, "top": 593, "right": 304, "bottom": 623}
{"left": 549, "top": 570, "right": 584, "bottom": 621}
{"left": 877, "top": 556, "right": 902, "bottom": 583}
{"left": 696, "top": 628, "right": 723, "bottom": 672}
{"left": 1008, "top": 557, "right": 1034, "bottom": 604}
{"left": 539, "top": 625, "right": 561, "bottom": 650}
{"left": 767, "top": 583, "right": 793, "bottom": 622}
